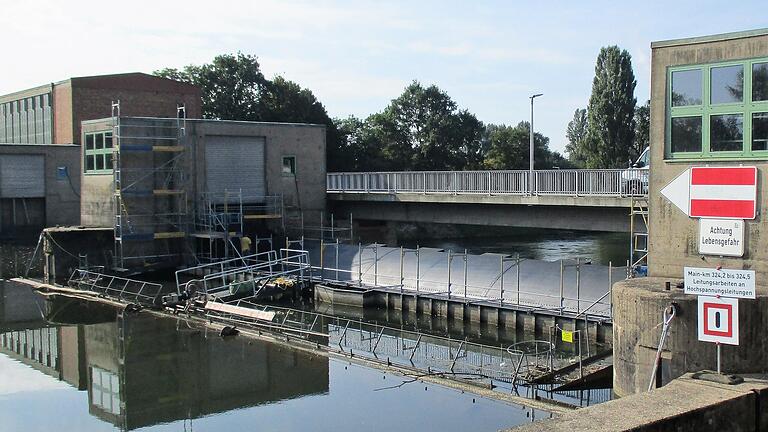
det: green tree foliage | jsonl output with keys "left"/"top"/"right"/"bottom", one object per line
{"left": 634, "top": 100, "right": 650, "bottom": 156}
{"left": 334, "top": 81, "right": 485, "bottom": 171}
{"left": 483, "top": 122, "right": 572, "bottom": 170}
{"left": 584, "top": 46, "right": 638, "bottom": 168}
{"left": 154, "top": 53, "right": 350, "bottom": 170}
{"left": 565, "top": 108, "right": 589, "bottom": 166}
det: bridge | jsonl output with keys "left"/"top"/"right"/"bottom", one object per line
{"left": 326, "top": 169, "right": 648, "bottom": 232}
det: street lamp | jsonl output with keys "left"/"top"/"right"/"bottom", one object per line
{"left": 529, "top": 93, "right": 543, "bottom": 195}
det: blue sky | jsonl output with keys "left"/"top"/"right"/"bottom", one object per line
{"left": 2, "top": 1, "right": 766, "bottom": 154}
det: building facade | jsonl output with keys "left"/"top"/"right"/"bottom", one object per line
{"left": 0, "top": 73, "right": 201, "bottom": 146}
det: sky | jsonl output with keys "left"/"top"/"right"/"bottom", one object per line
{"left": 2, "top": 1, "right": 767, "bottom": 154}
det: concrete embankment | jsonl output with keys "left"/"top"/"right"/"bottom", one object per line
{"left": 508, "top": 373, "right": 768, "bottom": 431}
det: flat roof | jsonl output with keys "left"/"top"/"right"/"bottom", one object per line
{"left": 83, "top": 116, "right": 326, "bottom": 128}
{"left": 652, "top": 28, "right": 768, "bottom": 49}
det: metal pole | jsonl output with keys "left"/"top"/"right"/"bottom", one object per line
{"left": 447, "top": 250, "right": 452, "bottom": 299}
{"left": 399, "top": 246, "right": 404, "bottom": 294}
{"left": 358, "top": 242, "right": 363, "bottom": 286}
{"left": 609, "top": 261, "right": 613, "bottom": 319}
{"left": 576, "top": 257, "right": 581, "bottom": 314}
{"left": 516, "top": 253, "right": 521, "bottom": 305}
{"left": 416, "top": 245, "right": 420, "bottom": 294}
{"left": 335, "top": 238, "right": 339, "bottom": 281}
{"left": 320, "top": 238, "right": 324, "bottom": 282}
{"left": 559, "top": 259, "right": 564, "bottom": 314}
{"left": 529, "top": 93, "right": 542, "bottom": 196}
{"left": 374, "top": 243, "right": 378, "bottom": 286}
{"left": 717, "top": 343, "right": 722, "bottom": 374}
{"left": 463, "top": 249, "right": 468, "bottom": 300}
{"left": 349, "top": 213, "right": 354, "bottom": 243}
{"left": 499, "top": 255, "right": 504, "bottom": 305}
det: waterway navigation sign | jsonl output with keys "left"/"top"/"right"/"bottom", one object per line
{"left": 698, "top": 219, "right": 745, "bottom": 257}
{"left": 698, "top": 296, "right": 739, "bottom": 345}
{"left": 660, "top": 166, "right": 757, "bottom": 220}
{"left": 684, "top": 266, "right": 756, "bottom": 299}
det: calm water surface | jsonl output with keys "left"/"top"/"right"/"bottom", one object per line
{"left": 0, "top": 285, "right": 549, "bottom": 432}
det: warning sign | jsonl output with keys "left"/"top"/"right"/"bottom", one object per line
{"left": 698, "top": 296, "right": 739, "bottom": 345}
{"left": 698, "top": 219, "right": 744, "bottom": 257}
{"left": 561, "top": 330, "right": 573, "bottom": 343}
{"left": 684, "top": 267, "right": 755, "bottom": 299}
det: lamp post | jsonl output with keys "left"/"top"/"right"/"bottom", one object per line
{"left": 529, "top": 93, "right": 543, "bottom": 195}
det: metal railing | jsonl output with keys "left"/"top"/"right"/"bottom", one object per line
{"left": 67, "top": 270, "right": 164, "bottom": 306}
{"left": 327, "top": 169, "right": 648, "bottom": 197}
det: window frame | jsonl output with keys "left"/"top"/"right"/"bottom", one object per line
{"left": 84, "top": 130, "right": 113, "bottom": 174}
{"left": 281, "top": 155, "right": 297, "bottom": 176}
{"left": 666, "top": 57, "right": 768, "bottom": 160}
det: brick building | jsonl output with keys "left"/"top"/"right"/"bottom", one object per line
{"left": 0, "top": 72, "right": 202, "bottom": 146}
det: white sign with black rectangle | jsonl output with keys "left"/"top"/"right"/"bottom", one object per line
{"left": 698, "top": 219, "right": 745, "bottom": 257}
{"left": 684, "top": 267, "right": 756, "bottom": 299}
{"left": 698, "top": 296, "right": 739, "bottom": 345}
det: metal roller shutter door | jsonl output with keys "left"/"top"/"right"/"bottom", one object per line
{"left": 205, "top": 135, "right": 266, "bottom": 199}
{"left": 0, "top": 154, "right": 44, "bottom": 198}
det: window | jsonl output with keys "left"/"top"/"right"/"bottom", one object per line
{"left": 84, "top": 130, "right": 113, "bottom": 174}
{"left": 282, "top": 156, "right": 296, "bottom": 175}
{"left": 667, "top": 57, "right": 768, "bottom": 159}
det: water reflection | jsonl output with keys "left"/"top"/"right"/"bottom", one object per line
{"left": 0, "top": 284, "right": 546, "bottom": 431}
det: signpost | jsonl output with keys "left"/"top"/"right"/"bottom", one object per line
{"left": 661, "top": 166, "right": 757, "bottom": 220}
{"left": 684, "top": 267, "right": 755, "bottom": 299}
{"left": 698, "top": 219, "right": 744, "bottom": 257}
{"left": 660, "top": 166, "right": 758, "bottom": 376}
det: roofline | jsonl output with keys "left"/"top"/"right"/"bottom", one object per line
{"left": 0, "top": 143, "right": 79, "bottom": 148}
{"left": 652, "top": 28, "right": 768, "bottom": 49}
{"left": 83, "top": 116, "right": 327, "bottom": 128}
{"left": 0, "top": 83, "right": 54, "bottom": 104}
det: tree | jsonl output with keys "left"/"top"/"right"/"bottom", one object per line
{"left": 360, "top": 81, "right": 485, "bottom": 171}
{"left": 634, "top": 100, "right": 650, "bottom": 157}
{"left": 584, "top": 46, "right": 638, "bottom": 168}
{"left": 482, "top": 122, "right": 569, "bottom": 170}
{"left": 565, "top": 108, "right": 589, "bottom": 166}
{"left": 155, "top": 54, "right": 351, "bottom": 170}
{"left": 155, "top": 53, "right": 267, "bottom": 121}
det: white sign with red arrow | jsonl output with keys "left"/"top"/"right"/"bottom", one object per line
{"left": 661, "top": 166, "right": 758, "bottom": 220}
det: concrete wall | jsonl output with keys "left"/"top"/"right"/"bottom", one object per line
{"left": 648, "top": 30, "right": 768, "bottom": 286}
{"left": 330, "top": 198, "right": 633, "bottom": 232}
{"left": 0, "top": 143, "right": 81, "bottom": 232}
{"left": 192, "top": 119, "right": 326, "bottom": 220}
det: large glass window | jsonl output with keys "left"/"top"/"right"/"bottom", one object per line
{"left": 710, "top": 65, "right": 743, "bottom": 104}
{"left": 668, "top": 57, "right": 768, "bottom": 159}
{"left": 710, "top": 114, "right": 743, "bottom": 151}
{"left": 754, "top": 112, "right": 768, "bottom": 151}
{"left": 671, "top": 117, "right": 702, "bottom": 153}
{"left": 754, "top": 62, "right": 768, "bottom": 102}
{"left": 84, "top": 131, "right": 113, "bottom": 174}
{"left": 671, "top": 69, "right": 702, "bottom": 106}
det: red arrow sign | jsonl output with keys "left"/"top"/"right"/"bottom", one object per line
{"left": 661, "top": 166, "right": 757, "bottom": 219}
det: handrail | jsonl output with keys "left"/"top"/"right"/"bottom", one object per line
{"left": 327, "top": 169, "right": 648, "bottom": 197}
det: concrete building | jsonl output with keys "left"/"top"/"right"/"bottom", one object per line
{"left": 79, "top": 115, "right": 326, "bottom": 269}
{"left": 0, "top": 144, "right": 80, "bottom": 235}
{"left": 615, "top": 28, "right": 768, "bottom": 395}
{"left": 0, "top": 73, "right": 202, "bottom": 234}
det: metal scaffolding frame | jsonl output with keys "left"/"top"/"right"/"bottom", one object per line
{"left": 111, "top": 101, "right": 189, "bottom": 269}
{"left": 629, "top": 196, "right": 649, "bottom": 274}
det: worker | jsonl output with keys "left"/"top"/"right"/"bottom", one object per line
{"left": 240, "top": 235, "right": 252, "bottom": 255}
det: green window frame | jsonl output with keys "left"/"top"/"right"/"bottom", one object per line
{"left": 667, "top": 57, "right": 768, "bottom": 160}
{"left": 84, "top": 130, "right": 114, "bottom": 174}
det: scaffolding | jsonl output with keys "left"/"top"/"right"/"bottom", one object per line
{"left": 112, "top": 102, "right": 189, "bottom": 270}
{"left": 629, "top": 196, "right": 649, "bottom": 275}
{"left": 191, "top": 190, "right": 284, "bottom": 263}
{"left": 285, "top": 211, "right": 354, "bottom": 243}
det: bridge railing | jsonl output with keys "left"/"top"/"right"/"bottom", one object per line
{"left": 327, "top": 169, "right": 648, "bottom": 197}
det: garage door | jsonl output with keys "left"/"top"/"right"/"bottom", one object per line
{"left": 0, "top": 154, "right": 44, "bottom": 198}
{"left": 205, "top": 135, "right": 266, "bottom": 200}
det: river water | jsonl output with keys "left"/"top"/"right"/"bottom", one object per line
{"left": 0, "top": 285, "right": 550, "bottom": 431}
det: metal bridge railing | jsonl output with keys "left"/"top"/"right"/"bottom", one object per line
{"left": 327, "top": 169, "right": 648, "bottom": 197}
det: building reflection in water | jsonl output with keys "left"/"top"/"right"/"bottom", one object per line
{"left": 0, "top": 284, "right": 330, "bottom": 431}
